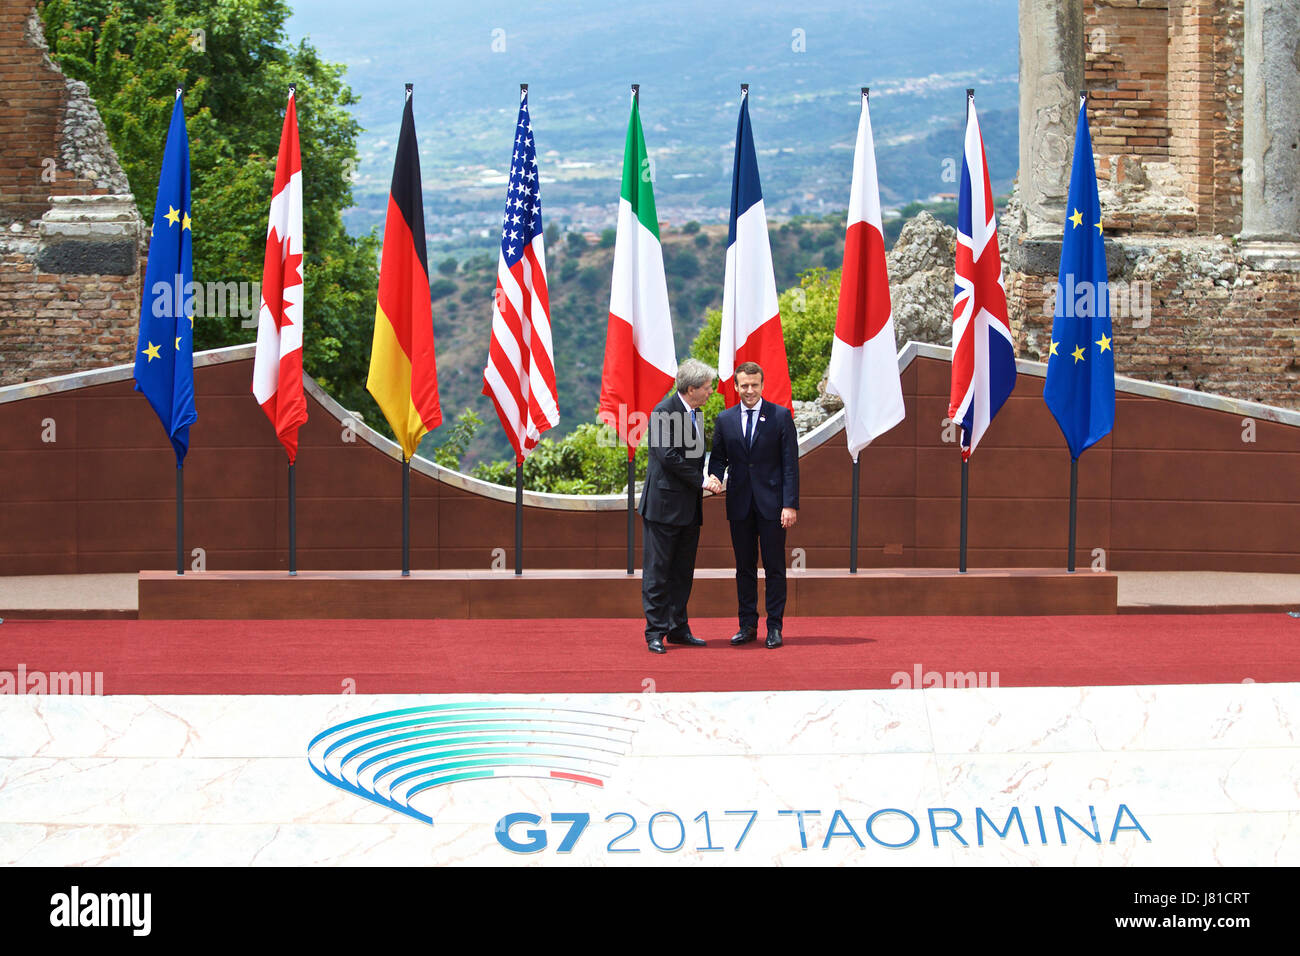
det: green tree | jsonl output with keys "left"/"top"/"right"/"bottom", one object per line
{"left": 437, "top": 257, "right": 458, "bottom": 276}
{"left": 428, "top": 408, "right": 482, "bottom": 470}
{"left": 39, "top": 0, "right": 381, "bottom": 423}
{"left": 463, "top": 251, "right": 494, "bottom": 273}
{"left": 669, "top": 247, "right": 700, "bottom": 278}
{"left": 471, "top": 423, "right": 648, "bottom": 495}
{"left": 690, "top": 266, "right": 841, "bottom": 407}
{"left": 598, "top": 227, "right": 616, "bottom": 248}
{"left": 780, "top": 267, "right": 839, "bottom": 400}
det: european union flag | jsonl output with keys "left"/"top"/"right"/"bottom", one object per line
{"left": 1043, "top": 94, "right": 1115, "bottom": 460}
{"left": 134, "top": 91, "right": 197, "bottom": 464}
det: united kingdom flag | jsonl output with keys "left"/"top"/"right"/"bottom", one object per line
{"left": 948, "top": 91, "right": 1015, "bottom": 459}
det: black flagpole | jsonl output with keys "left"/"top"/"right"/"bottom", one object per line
{"left": 849, "top": 84, "right": 870, "bottom": 578}
{"left": 515, "top": 464, "right": 524, "bottom": 576}
{"left": 626, "top": 457, "right": 635, "bottom": 575}
{"left": 176, "top": 82, "right": 186, "bottom": 577}
{"left": 401, "top": 459, "right": 410, "bottom": 576}
{"left": 1067, "top": 457, "right": 1079, "bottom": 572}
{"left": 287, "top": 81, "right": 298, "bottom": 578}
{"left": 514, "top": 79, "right": 527, "bottom": 579}
{"left": 959, "top": 456, "right": 969, "bottom": 573}
{"left": 627, "top": 81, "right": 639, "bottom": 577}
{"left": 958, "top": 87, "right": 974, "bottom": 576}
{"left": 176, "top": 463, "right": 184, "bottom": 575}
{"left": 288, "top": 460, "right": 297, "bottom": 575}
{"left": 849, "top": 457, "right": 860, "bottom": 574}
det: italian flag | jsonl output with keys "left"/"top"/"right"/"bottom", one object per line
{"left": 598, "top": 89, "right": 677, "bottom": 458}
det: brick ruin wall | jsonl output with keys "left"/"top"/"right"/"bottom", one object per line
{"left": 1008, "top": 0, "right": 1299, "bottom": 411}
{"left": 0, "top": 5, "right": 142, "bottom": 386}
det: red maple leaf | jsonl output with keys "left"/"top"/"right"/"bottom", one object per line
{"left": 263, "top": 232, "right": 303, "bottom": 331}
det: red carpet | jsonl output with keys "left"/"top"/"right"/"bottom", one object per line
{"left": 1, "top": 614, "right": 1297, "bottom": 694}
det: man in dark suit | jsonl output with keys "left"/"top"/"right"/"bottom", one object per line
{"left": 638, "top": 358, "right": 717, "bottom": 654}
{"left": 707, "top": 361, "right": 799, "bottom": 648}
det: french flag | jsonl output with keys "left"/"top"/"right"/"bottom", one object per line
{"left": 718, "top": 87, "right": 792, "bottom": 409}
{"left": 948, "top": 91, "right": 1015, "bottom": 459}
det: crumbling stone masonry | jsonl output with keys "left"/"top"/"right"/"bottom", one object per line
{"left": 1007, "top": 0, "right": 1300, "bottom": 410}
{"left": 0, "top": 6, "right": 143, "bottom": 385}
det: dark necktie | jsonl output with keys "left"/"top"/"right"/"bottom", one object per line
{"left": 745, "top": 408, "right": 755, "bottom": 446}
{"left": 690, "top": 407, "right": 698, "bottom": 436}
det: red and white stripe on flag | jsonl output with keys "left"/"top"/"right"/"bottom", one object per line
{"left": 251, "top": 88, "right": 307, "bottom": 462}
{"left": 826, "top": 91, "right": 905, "bottom": 461}
{"left": 948, "top": 95, "right": 1015, "bottom": 460}
{"left": 482, "top": 89, "right": 559, "bottom": 464}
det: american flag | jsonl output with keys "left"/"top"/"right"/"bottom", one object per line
{"left": 482, "top": 87, "right": 559, "bottom": 463}
{"left": 948, "top": 91, "right": 1015, "bottom": 460}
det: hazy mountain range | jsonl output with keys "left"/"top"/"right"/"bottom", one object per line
{"left": 283, "top": 0, "right": 1020, "bottom": 464}
{"left": 287, "top": 0, "right": 1020, "bottom": 246}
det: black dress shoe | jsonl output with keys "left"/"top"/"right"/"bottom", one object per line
{"left": 666, "top": 631, "right": 706, "bottom": 647}
{"left": 647, "top": 637, "right": 666, "bottom": 654}
{"left": 765, "top": 627, "right": 783, "bottom": 649}
{"left": 730, "top": 626, "right": 758, "bottom": 646}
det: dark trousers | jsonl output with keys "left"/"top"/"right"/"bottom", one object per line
{"left": 729, "top": 509, "right": 787, "bottom": 629}
{"left": 642, "top": 517, "right": 701, "bottom": 642}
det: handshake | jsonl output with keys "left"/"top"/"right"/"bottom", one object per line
{"left": 704, "top": 475, "right": 724, "bottom": 495}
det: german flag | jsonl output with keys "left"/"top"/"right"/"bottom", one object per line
{"left": 367, "top": 87, "right": 441, "bottom": 460}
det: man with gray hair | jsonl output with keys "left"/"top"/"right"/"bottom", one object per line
{"left": 637, "top": 358, "right": 717, "bottom": 654}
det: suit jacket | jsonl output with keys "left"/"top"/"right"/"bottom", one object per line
{"left": 637, "top": 392, "right": 706, "bottom": 527}
{"left": 707, "top": 398, "right": 799, "bottom": 522}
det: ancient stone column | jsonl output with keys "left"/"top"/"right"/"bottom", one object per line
{"left": 1240, "top": 0, "right": 1300, "bottom": 246}
{"left": 1018, "top": 0, "right": 1085, "bottom": 235}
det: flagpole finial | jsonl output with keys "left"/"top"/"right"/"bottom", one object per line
{"left": 631, "top": 83, "right": 639, "bottom": 102}
{"left": 520, "top": 83, "right": 528, "bottom": 93}
{"left": 741, "top": 83, "right": 749, "bottom": 95}
{"left": 405, "top": 83, "right": 413, "bottom": 97}
{"left": 175, "top": 86, "right": 183, "bottom": 100}
{"left": 1079, "top": 88, "right": 1088, "bottom": 103}
{"left": 861, "top": 86, "right": 869, "bottom": 99}
{"left": 966, "top": 87, "right": 975, "bottom": 99}
{"left": 288, "top": 83, "right": 296, "bottom": 97}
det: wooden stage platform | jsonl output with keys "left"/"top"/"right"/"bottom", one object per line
{"left": 137, "top": 567, "right": 1118, "bottom": 619}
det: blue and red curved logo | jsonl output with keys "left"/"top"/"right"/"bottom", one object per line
{"left": 308, "top": 702, "right": 641, "bottom": 824}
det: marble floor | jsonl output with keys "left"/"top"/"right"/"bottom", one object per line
{"left": 2, "top": 682, "right": 1297, "bottom": 866}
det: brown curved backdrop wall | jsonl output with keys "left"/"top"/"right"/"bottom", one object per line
{"left": 2, "top": 353, "right": 1297, "bottom": 574}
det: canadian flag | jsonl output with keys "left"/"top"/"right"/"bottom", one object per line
{"left": 826, "top": 90, "right": 905, "bottom": 460}
{"left": 252, "top": 88, "right": 307, "bottom": 461}
{"left": 718, "top": 88, "right": 792, "bottom": 409}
